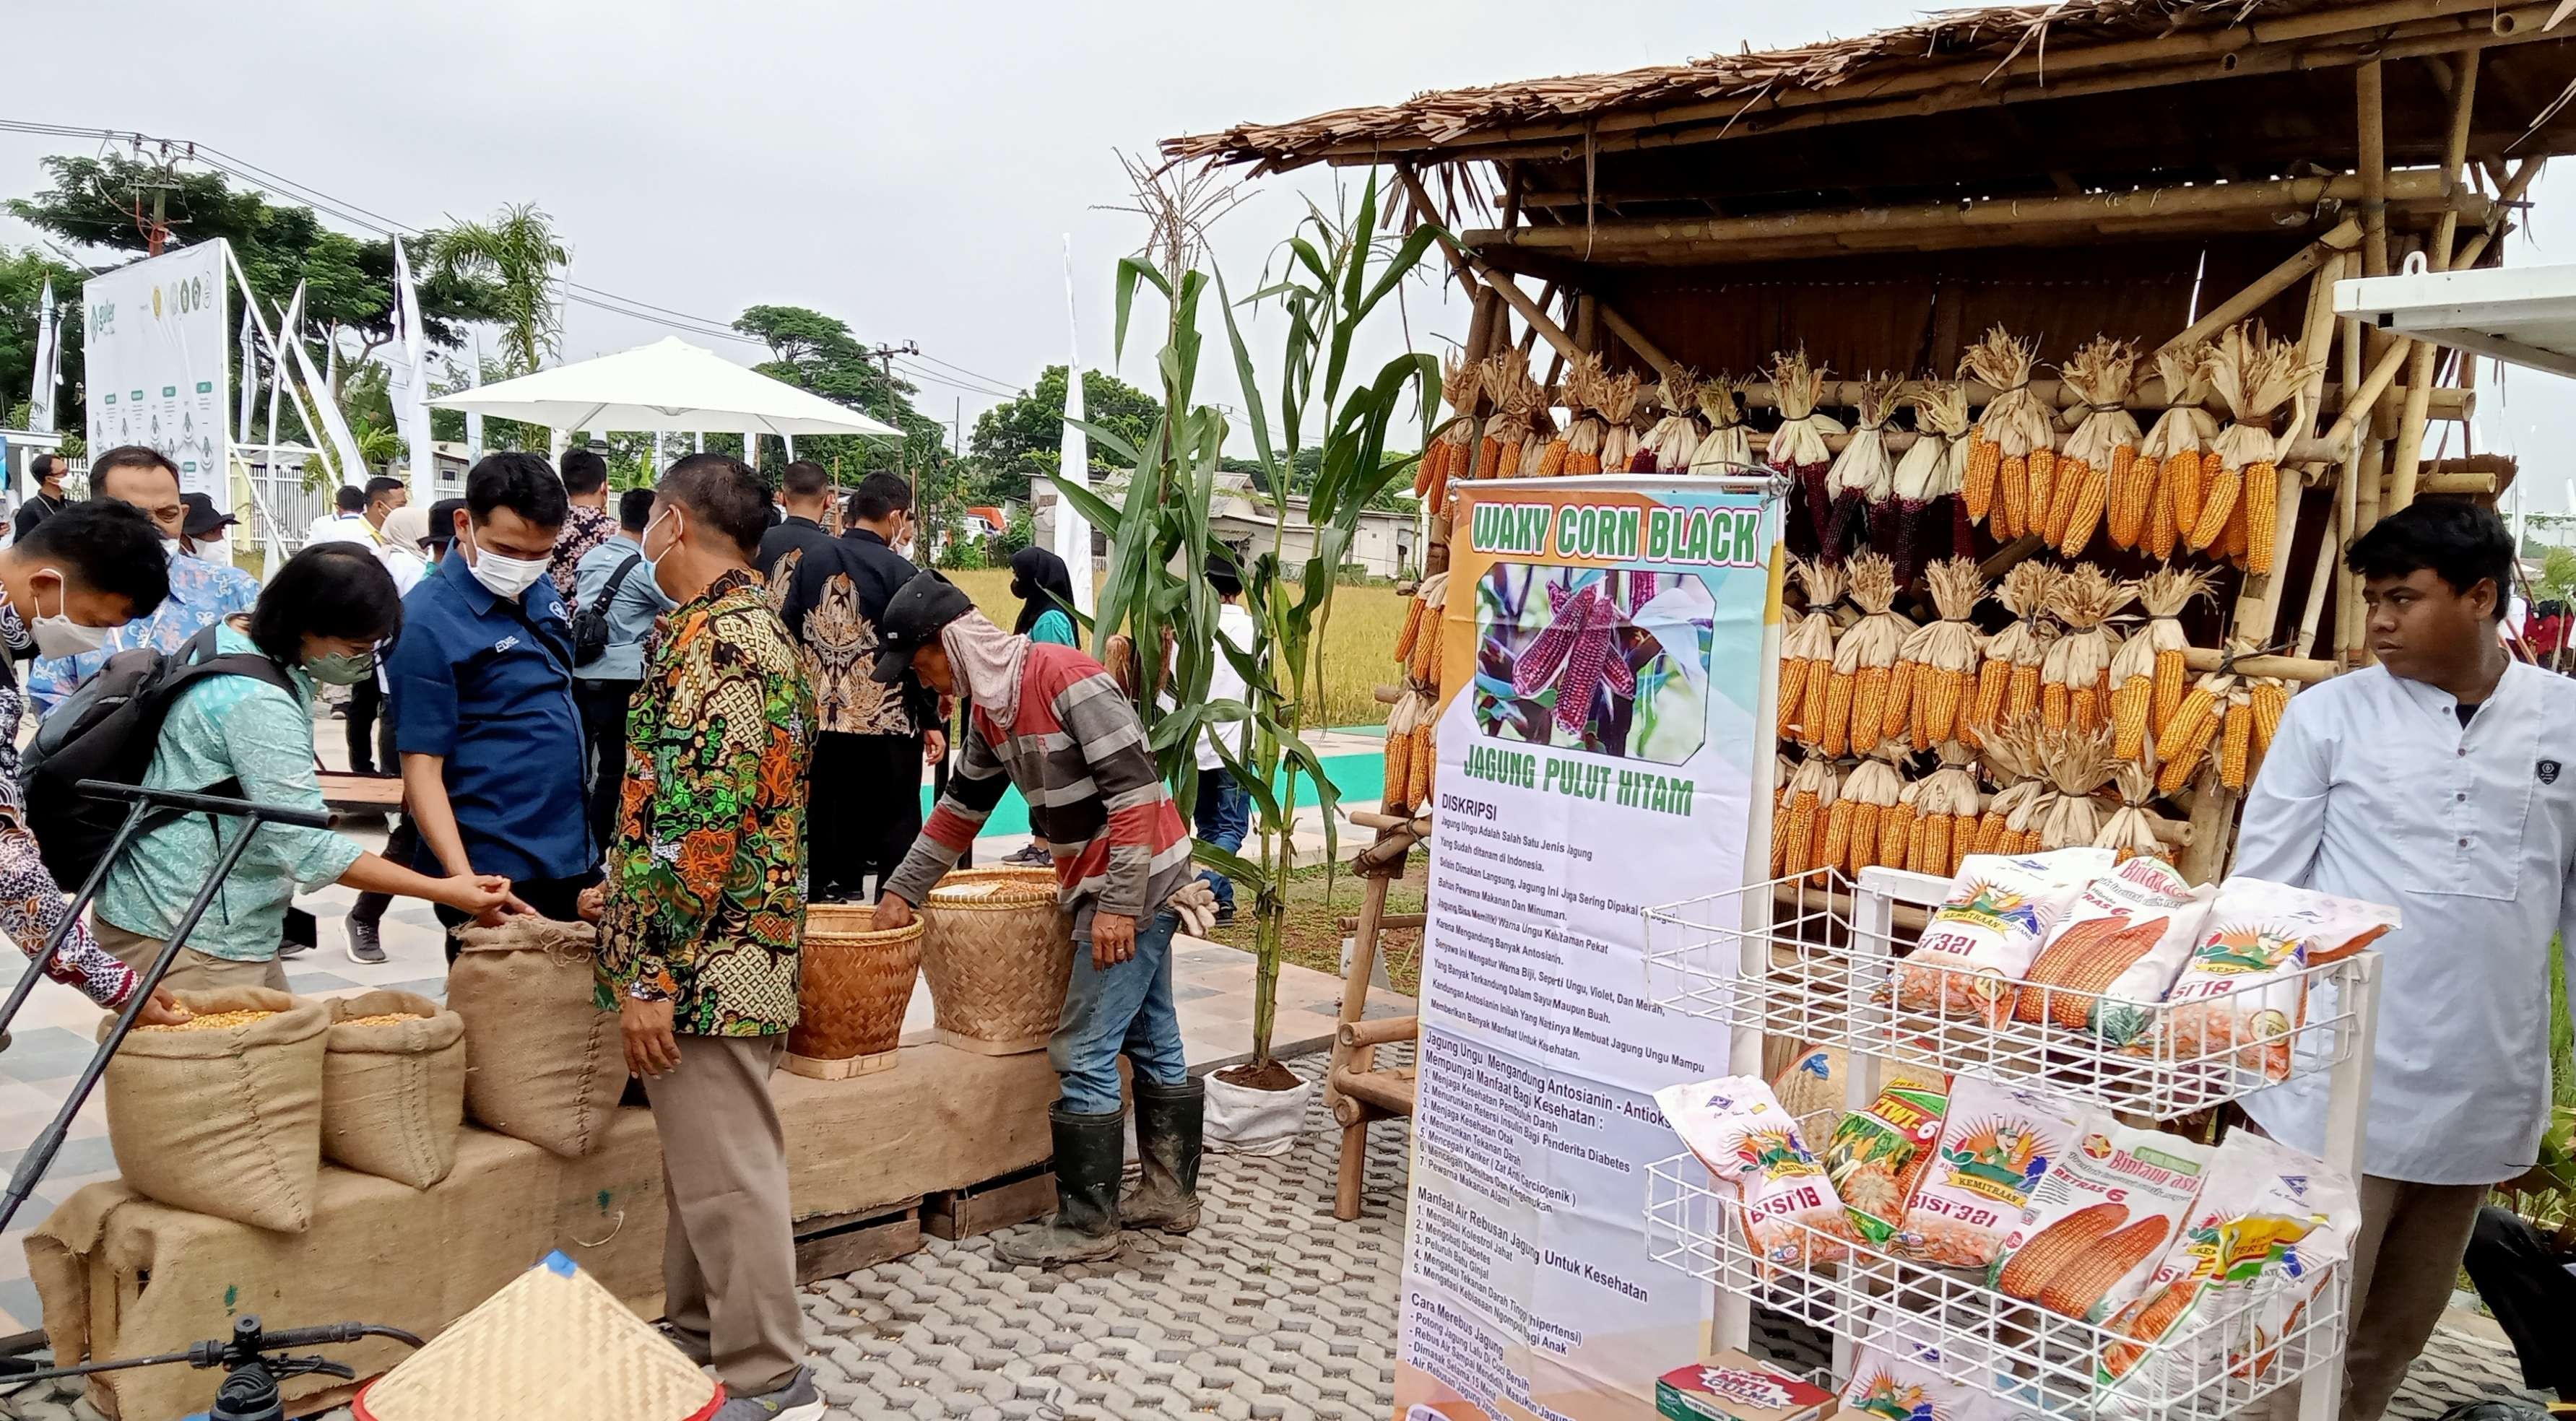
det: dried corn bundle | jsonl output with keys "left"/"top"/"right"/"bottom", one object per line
{"left": 1878, "top": 777, "right": 1924, "bottom": 870}
{"left": 2034, "top": 723, "right": 2117, "bottom": 852}
{"left": 1767, "top": 349, "right": 1844, "bottom": 543}
{"left": 2107, "top": 568, "right": 2216, "bottom": 765}
{"left": 1837, "top": 751, "right": 1907, "bottom": 877}
{"left": 2039, "top": 565, "right": 2133, "bottom": 734}
{"left": 1690, "top": 372, "right": 1753, "bottom": 475}
{"left": 2094, "top": 765, "right": 2177, "bottom": 864}
{"left": 1969, "top": 716, "right": 2039, "bottom": 853}
{"left": 1399, "top": 572, "right": 1449, "bottom": 689}
{"left": 1538, "top": 357, "right": 1592, "bottom": 477}
{"left": 2197, "top": 323, "right": 2322, "bottom": 568}
{"left": 1911, "top": 747, "right": 1983, "bottom": 877}
{"left": 1959, "top": 327, "right": 2054, "bottom": 541}
{"left": 1890, "top": 378, "right": 1972, "bottom": 581}
{"left": 1769, "top": 754, "right": 1797, "bottom": 877}
{"left": 1595, "top": 366, "right": 1647, "bottom": 474}
{"left": 1639, "top": 368, "right": 1704, "bottom": 474}
{"left": 2247, "top": 669, "right": 2290, "bottom": 767}
{"left": 1970, "top": 562, "right": 2061, "bottom": 744}
{"left": 1777, "top": 752, "right": 1840, "bottom": 884}
{"left": 2134, "top": 345, "right": 2219, "bottom": 560}
{"left": 2050, "top": 338, "right": 2142, "bottom": 556}
{"left": 1381, "top": 692, "right": 1421, "bottom": 814}
{"left": 1824, "top": 375, "right": 1903, "bottom": 557}
{"left": 1480, "top": 351, "right": 1539, "bottom": 481}
{"left": 1413, "top": 708, "right": 1436, "bottom": 807}
{"left": 1779, "top": 557, "right": 1847, "bottom": 745}
{"left": 1893, "top": 557, "right": 1985, "bottom": 752}
{"left": 1825, "top": 552, "right": 1910, "bottom": 758}
{"left": 2153, "top": 669, "right": 2237, "bottom": 796}
{"left": 1418, "top": 355, "right": 1480, "bottom": 508}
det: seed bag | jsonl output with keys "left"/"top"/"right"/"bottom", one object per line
{"left": 1894, "top": 1078, "right": 2083, "bottom": 1269}
{"left": 2161, "top": 878, "right": 2399, "bottom": 1080}
{"left": 1898, "top": 848, "right": 2113, "bottom": 1024}
{"left": 1989, "top": 1112, "right": 2216, "bottom": 1322}
{"left": 1820, "top": 1074, "right": 1949, "bottom": 1248}
{"left": 2016, "top": 856, "right": 2215, "bottom": 1043}
{"left": 1656, "top": 1076, "right": 1848, "bottom": 1272}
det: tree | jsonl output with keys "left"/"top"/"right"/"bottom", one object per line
{"left": 0, "top": 245, "right": 83, "bottom": 430}
{"left": 732, "top": 304, "right": 949, "bottom": 484}
{"left": 968, "top": 365, "right": 1161, "bottom": 503}
{"left": 429, "top": 204, "right": 567, "bottom": 376}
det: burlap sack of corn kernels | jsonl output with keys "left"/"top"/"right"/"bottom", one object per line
{"left": 322, "top": 989, "right": 467, "bottom": 1188}
{"left": 446, "top": 918, "right": 623, "bottom": 1158}
{"left": 97, "top": 987, "right": 327, "bottom": 1233}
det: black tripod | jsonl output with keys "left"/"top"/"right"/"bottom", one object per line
{"left": 4, "top": 1314, "right": 423, "bottom": 1421}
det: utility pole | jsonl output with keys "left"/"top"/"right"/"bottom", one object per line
{"left": 864, "top": 341, "right": 922, "bottom": 547}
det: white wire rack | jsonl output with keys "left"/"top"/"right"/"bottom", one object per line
{"left": 1643, "top": 1152, "right": 2351, "bottom": 1420}
{"left": 1643, "top": 866, "right": 2379, "bottom": 1121}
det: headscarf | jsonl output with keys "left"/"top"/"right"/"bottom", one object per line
{"left": 939, "top": 609, "right": 1032, "bottom": 729}
{"left": 1008, "top": 547, "right": 1076, "bottom": 636}
{"left": 381, "top": 505, "right": 432, "bottom": 555}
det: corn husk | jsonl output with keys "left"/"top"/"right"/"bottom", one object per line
{"left": 1642, "top": 368, "right": 1705, "bottom": 474}
{"left": 1550, "top": 355, "right": 1607, "bottom": 476}
{"left": 1970, "top": 562, "right": 2063, "bottom": 744}
{"left": 1891, "top": 557, "right": 1987, "bottom": 752}
{"left": 1824, "top": 375, "right": 1904, "bottom": 558}
{"left": 1837, "top": 749, "right": 1908, "bottom": 877}
{"left": 2052, "top": 338, "right": 2142, "bottom": 556}
{"left": 2134, "top": 344, "right": 2220, "bottom": 558}
{"left": 1595, "top": 366, "right": 1648, "bottom": 474}
{"left": 1829, "top": 552, "right": 1913, "bottom": 758}
{"left": 1481, "top": 352, "right": 1541, "bottom": 479}
{"left": 1972, "top": 715, "right": 2047, "bottom": 856}
{"left": 1769, "top": 348, "right": 1845, "bottom": 540}
{"left": 1418, "top": 354, "right": 1481, "bottom": 502}
{"left": 1959, "top": 327, "right": 2054, "bottom": 540}
{"left": 2094, "top": 764, "right": 2177, "bottom": 864}
{"left": 1691, "top": 372, "right": 1754, "bottom": 475}
{"left": 1779, "top": 750, "right": 1844, "bottom": 884}
{"left": 2107, "top": 568, "right": 2216, "bottom": 766}
{"left": 2034, "top": 723, "right": 2118, "bottom": 851}
{"left": 2039, "top": 564, "right": 2134, "bottom": 735}
{"left": 1780, "top": 557, "right": 1847, "bottom": 747}
{"left": 1891, "top": 378, "right": 1972, "bottom": 580}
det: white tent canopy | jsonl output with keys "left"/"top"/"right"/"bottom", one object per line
{"left": 426, "top": 336, "right": 903, "bottom": 438}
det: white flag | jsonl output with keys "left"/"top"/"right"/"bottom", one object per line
{"left": 235, "top": 294, "right": 258, "bottom": 445}
{"left": 27, "top": 279, "right": 58, "bottom": 435}
{"left": 1053, "top": 234, "right": 1095, "bottom": 615}
{"left": 285, "top": 297, "right": 368, "bottom": 486}
{"left": 465, "top": 341, "right": 485, "bottom": 464}
{"left": 387, "top": 238, "right": 438, "bottom": 497}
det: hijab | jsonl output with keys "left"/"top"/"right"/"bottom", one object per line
{"left": 1008, "top": 546, "right": 1077, "bottom": 636}
{"left": 940, "top": 609, "right": 1032, "bottom": 729}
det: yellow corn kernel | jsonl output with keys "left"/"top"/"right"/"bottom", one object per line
{"left": 2243, "top": 461, "right": 2280, "bottom": 574}
{"left": 1394, "top": 597, "right": 1426, "bottom": 665}
{"left": 1800, "top": 657, "right": 1832, "bottom": 748}
{"left": 1924, "top": 666, "right": 1965, "bottom": 746}
{"left": 2187, "top": 459, "right": 2239, "bottom": 552}
{"left": 1877, "top": 804, "right": 1917, "bottom": 870}
{"left": 2105, "top": 446, "right": 2144, "bottom": 548}
{"left": 2167, "top": 451, "right": 2206, "bottom": 537}
{"left": 1780, "top": 791, "right": 1816, "bottom": 879}
{"left": 2156, "top": 692, "right": 2219, "bottom": 795}
{"left": 1883, "top": 661, "right": 1918, "bottom": 747}
{"left": 2250, "top": 682, "right": 2289, "bottom": 755}
{"left": 2219, "top": 706, "right": 2252, "bottom": 792}
{"left": 1847, "top": 802, "right": 1881, "bottom": 874}
{"left": 2071, "top": 685, "right": 2099, "bottom": 732}
{"left": 1777, "top": 658, "right": 1810, "bottom": 739}
{"left": 1413, "top": 440, "right": 1441, "bottom": 497}
{"left": 1382, "top": 734, "right": 1413, "bottom": 812}
{"left": 2027, "top": 446, "right": 2060, "bottom": 534}
{"left": 1948, "top": 813, "right": 1974, "bottom": 877}
{"left": 1974, "top": 809, "right": 2011, "bottom": 856}
{"left": 2152, "top": 649, "right": 2189, "bottom": 739}
{"left": 1964, "top": 435, "right": 2002, "bottom": 522}
{"left": 2112, "top": 677, "right": 2154, "bottom": 762}
{"left": 1998, "top": 454, "right": 2029, "bottom": 540}
{"left": 1821, "top": 799, "right": 1855, "bottom": 876}
{"left": 2042, "top": 456, "right": 2087, "bottom": 545}
{"left": 1972, "top": 659, "right": 2010, "bottom": 735}
{"left": 2042, "top": 681, "right": 2071, "bottom": 731}
{"left": 2146, "top": 461, "right": 2180, "bottom": 560}
{"left": 2058, "top": 464, "right": 2109, "bottom": 556}
{"left": 1823, "top": 672, "right": 1857, "bottom": 759}
{"left": 1410, "top": 723, "right": 1435, "bottom": 805}
{"left": 1847, "top": 666, "right": 1888, "bottom": 758}
{"left": 1536, "top": 438, "right": 1570, "bottom": 478}
{"left": 2008, "top": 664, "right": 2042, "bottom": 723}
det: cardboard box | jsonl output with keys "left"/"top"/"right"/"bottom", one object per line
{"left": 1655, "top": 1351, "right": 1836, "bottom": 1421}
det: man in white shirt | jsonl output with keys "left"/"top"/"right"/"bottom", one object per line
{"left": 1194, "top": 553, "right": 1255, "bottom": 925}
{"left": 2238, "top": 500, "right": 2576, "bottom": 1421}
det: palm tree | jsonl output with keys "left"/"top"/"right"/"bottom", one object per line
{"left": 431, "top": 205, "right": 567, "bottom": 375}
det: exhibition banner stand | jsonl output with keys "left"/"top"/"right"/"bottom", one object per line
{"left": 82, "top": 242, "right": 231, "bottom": 498}
{"left": 1392, "top": 474, "right": 1783, "bottom": 1421}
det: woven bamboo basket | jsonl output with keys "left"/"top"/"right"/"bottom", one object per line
{"left": 785, "top": 905, "right": 923, "bottom": 1080}
{"left": 921, "top": 866, "right": 1073, "bottom": 1055}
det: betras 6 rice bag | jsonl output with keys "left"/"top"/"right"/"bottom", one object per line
{"left": 1987, "top": 1112, "right": 2216, "bottom": 1322}
{"left": 1893, "top": 1079, "right": 2083, "bottom": 1269}
{"left": 2014, "top": 857, "right": 2214, "bottom": 1043}
{"left": 1898, "top": 849, "right": 2113, "bottom": 1025}
{"left": 1655, "top": 1077, "right": 1849, "bottom": 1272}
{"left": 2160, "top": 878, "right": 2400, "bottom": 1081}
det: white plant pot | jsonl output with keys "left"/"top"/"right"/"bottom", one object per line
{"left": 1203, "top": 1072, "right": 1317, "bottom": 1156}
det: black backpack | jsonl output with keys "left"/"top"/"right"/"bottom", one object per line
{"left": 19, "top": 624, "right": 299, "bottom": 887}
{"left": 571, "top": 552, "right": 643, "bottom": 669}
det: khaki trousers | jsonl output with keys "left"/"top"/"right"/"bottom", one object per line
{"left": 92, "top": 916, "right": 290, "bottom": 995}
{"left": 643, "top": 1033, "right": 803, "bottom": 1399}
{"left": 2267, "top": 1173, "right": 2486, "bottom": 1421}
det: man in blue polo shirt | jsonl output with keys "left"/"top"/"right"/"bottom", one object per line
{"left": 389, "top": 452, "right": 594, "bottom": 949}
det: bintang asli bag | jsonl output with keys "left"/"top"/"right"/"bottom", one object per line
{"left": 99, "top": 987, "right": 327, "bottom": 1233}
{"left": 322, "top": 990, "right": 468, "bottom": 1189}
{"left": 446, "top": 918, "right": 623, "bottom": 1158}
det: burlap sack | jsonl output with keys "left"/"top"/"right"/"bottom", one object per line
{"left": 446, "top": 918, "right": 622, "bottom": 1158}
{"left": 322, "top": 990, "right": 467, "bottom": 1189}
{"left": 97, "top": 987, "right": 326, "bottom": 1233}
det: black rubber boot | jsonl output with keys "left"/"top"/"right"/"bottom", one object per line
{"left": 1119, "top": 1077, "right": 1204, "bottom": 1233}
{"left": 993, "top": 1105, "right": 1127, "bottom": 1267}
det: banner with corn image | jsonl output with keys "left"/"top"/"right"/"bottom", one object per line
{"left": 1988, "top": 1111, "right": 2216, "bottom": 1324}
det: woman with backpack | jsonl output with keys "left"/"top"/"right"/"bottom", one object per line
{"left": 88, "top": 544, "right": 524, "bottom": 993}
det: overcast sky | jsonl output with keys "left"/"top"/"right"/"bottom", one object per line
{"left": 4, "top": 0, "right": 2572, "bottom": 518}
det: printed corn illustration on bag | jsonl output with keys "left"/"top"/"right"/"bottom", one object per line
{"left": 1989, "top": 1112, "right": 2215, "bottom": 1322}
{"left": 1895, "top": 848, "right": 2112, "bottom": 1022}
{"left": 1894, "top": 1079, "right": 2083, "bottom": 1269}
{"left": 1655, "top": 1077, "right": 1848, "bottom": 1273}
{"left": 1838, "top": 1303, "right": 1983, "bottom": 1421}
{"left": 2016, "top": 856, "right": 2215, "bottom": 1037}
{"left": 1820, "top": 1074, "right": 1949, "bottom": 1248}
{"left": 2160, "top": 879, "right": 2400, "bottom": 1081}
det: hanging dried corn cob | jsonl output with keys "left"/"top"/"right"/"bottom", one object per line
{"left": 1823, "top": 375, "right": 1903, "bottom": 557}
{"left": 2034, "top": 723, "right": 2117, "bottom": 853}
{"left": 2198, "top": 322, "right": 2323, "bottom": 571}
{"left": 1970, "top": 562, "right": 2062, "bottom": 744}
{"left": 1564, "top": 357, "right": 1612, "bottom": 474}
{"left": 1771, "top": 760, "right": 1797, "bottom": 878}
{"left": 1959, "top": 328, "right": 2053, "bottom": 541}
{"left": 2247, "top": 667, "right": 2290, "bottom": 766}
{"left": 1889, "top": 378, "right": 1972, "bottom": 581}
{"left": 1400, "top": 572, "right": 1449, "bottom": 690}
{"left": 1767, "top": 349, "right": 1844, "bottom": 547}
{"left": 1595, "top": 366, "right": 1647, "bottom": 474}
{"left": 1381, "top": 692, "right": 1420, "bottom": 814}
{"left": 2050, "top": 339, "right": 2142, "bottom": 556}
{"left": 1777, "top": 752, "right": 1839, "bottom": 884}
{"left": 1838, "top": 750, "right": 1906, "bottom": 877}
{"left": 1878, "top": 775, "right": 1922, "bottom": 870}
{"left": 1690, "top": 373, "right": 1752, "bottom": 475}
{"left": 2107, "top": 568, "right": 2216, "bottom": 765}
{"left": 1893, "top": 557, "right": 1986, "bottom": 752}
{"left": 1519, "top": 400, "right": 1556, "bottom": 479}
{"left": 2094, "top": 765, "right": 2179, "bottom": 864}
{"left": 1779, "top": 557, "right": 1847, "bottom": 745}
{"left": 1639, "top": 368, "right": 1704, "bottom": 474}
{"left": 1418, "top": 355, "right": 1480, "bottom": 509}
{"left": 1973, "top": 717, "right": 2047, "bottom": 856}
{"left": 1910, "top": 747, "right": 1983, "bottom": 877}
{"left": 1825, "top": 552, "right": 1909, "bottom": 758}
{"left": 1411, "top": 701, "right": 1437, "bottom": 807}
{"left": 2039, "top": 565, "right": 2133, "bottom": 734}
{"left": 2153, "top": 669, "right": 2237, "bottom": 796}
{"left": 1483, "top": 352, "right": 1539, "bottom": 481}
{"left": 2133, "top": 344, "right": 2219, "bottom": 560}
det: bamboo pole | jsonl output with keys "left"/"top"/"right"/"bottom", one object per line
{"left": 1593, "top": 298, "right": 1681, "bottom": 386}
{"left": 2332, "top": 315, "right": 2365, "bottom": 660}
{"left": 2177, "top": 770, "right": 2241, "bottom": 886}
{"left": 1324, "top": 865, "right": 1397, "bottom": 1126}
{"left": 2181, "top": 648, "right": 2340, "bottom": 684}
{"left": 2358, "top": 62, "right": 2391, "bottom": 285}
{"left": 2156, "top": 220, "right": 2362, "bottom": 357}
{"left": 2346, "top": 437, "right": 2388, "bottom": 662}
{"left": 2385, "top": 50, "right": 2484, "bottom": 518}
{"left": 2234, "top": 251, "right": 2345, "bottom": 638}
{"left": 2298, "top": 501, "right": 2346, "bottom": 659}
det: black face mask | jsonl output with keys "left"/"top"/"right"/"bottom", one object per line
{"left": 1010, "top": 578, "right": 1028, "bottom": 600}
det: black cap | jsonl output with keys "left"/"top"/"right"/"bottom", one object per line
{"left": 871, "top": 571, "right": 975, "bottom": 684}
{"left": 180, "top": 492, "right": 238, "bottom": 539}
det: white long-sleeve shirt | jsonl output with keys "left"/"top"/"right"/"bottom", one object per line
{"left": 1197, "top": 601, "right": 1255, "bottom": 773}
{"left": 2236, "top": 659, "right": 2576, "bottom": 1184}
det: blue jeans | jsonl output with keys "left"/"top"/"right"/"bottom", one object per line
{"left": 1049, "top": 908, "right": 1187, "bottom": 1114}
{"left": 1193, "top": 773, "right": 1251, "bottom": 912}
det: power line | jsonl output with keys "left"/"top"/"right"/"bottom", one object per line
{"left": 891, "top": 358, "right": 1017, "bottom": 401}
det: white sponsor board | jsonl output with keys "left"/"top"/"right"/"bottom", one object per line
{"left": 84, "top": 242, "right": 232, "bottom": 497}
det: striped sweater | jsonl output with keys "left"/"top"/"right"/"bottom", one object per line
{"left": 884, "top": 643, "right": 1194, "bottom": 931}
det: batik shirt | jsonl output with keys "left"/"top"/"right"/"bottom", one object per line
{"left": 0, "top": 604, "right": 138, "bottom": 1009}
{"left": 595, "top": 568, "right": 816, "bottom": 1035}
{"left": 27, "top": 545, "right": 261, "bottom": 715}
{"left": 547, "top": 503, "right": 616, "bottom": 601}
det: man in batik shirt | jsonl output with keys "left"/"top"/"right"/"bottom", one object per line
{"left": 584, "top": 453, "right": 822, "bottom": 1421}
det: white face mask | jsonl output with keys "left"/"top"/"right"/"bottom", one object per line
{"left": 464, "top": 528, "right": 552, "bottom": 601}
{"left": 641, "top": 507, "right": 685, "bottom": 603}
{"left": 21, "top": 573, "right": 110, "bottom": 659}
{"left": 188, "top": 539, "right": 227, "bottom": 564}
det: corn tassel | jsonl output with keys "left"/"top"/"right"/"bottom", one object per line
{"left": 2166, "top": 451, "right": 2206, "bottom": 538}
{"left": 2111, "top": 677, "right": 2154, "bottom": 762}
{"left": 2219, "top": 705, "right": 2252, "bottom": 791}
{"left": 1964, "top": 437, "right": 2002, "bottom": 522}
{"left": 2156, "top": 691, "right": 2221, "bottom": 795}
{"left": 2008, "top": 664, "right": 2042, "bottom": 723}
{"left": 1823, "top": 672, "right": 1857, "bottom": 759}
{"left": 2187, "top": 458, "right": 2239, "bottom": 551}
{"left": 1997, "top": 454, "right": 2029, "bottom": 539}
{"left": 1882, "top": 662, "right": 1917, "bottom": 747}
{"left": 2151, "top": 649, "right": 2189, "bottom": 738}
{"left": 1778, "top": 659, "right": 1811, "bottom": 738}
{"left": 2243, "top": 461, "right": 2280, "bottom": 574}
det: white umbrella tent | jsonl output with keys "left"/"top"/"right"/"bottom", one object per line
{"left": 428, "top": 337, "right": 903, "bottom": 450}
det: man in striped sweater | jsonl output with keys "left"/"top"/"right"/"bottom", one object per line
{"left": 872, "top": 573, "right": 1201, "bottom": 1266}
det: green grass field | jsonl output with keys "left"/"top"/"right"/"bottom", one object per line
{"left": 945, "top": 568, "right": 1401, "bottom": 728}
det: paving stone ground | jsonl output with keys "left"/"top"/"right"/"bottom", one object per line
{"left": 0, "top": 1056, "right": 2551, "bottom": 1419}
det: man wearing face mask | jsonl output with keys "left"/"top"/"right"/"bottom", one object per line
{"left": 177, "top": 494, "right": 238, "bottom": 565}
{"left": 27, "top": 447, "right": 261, "bottom": 717}
{"left": 386, "top": 453, "right": 594, "bottom": 944}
